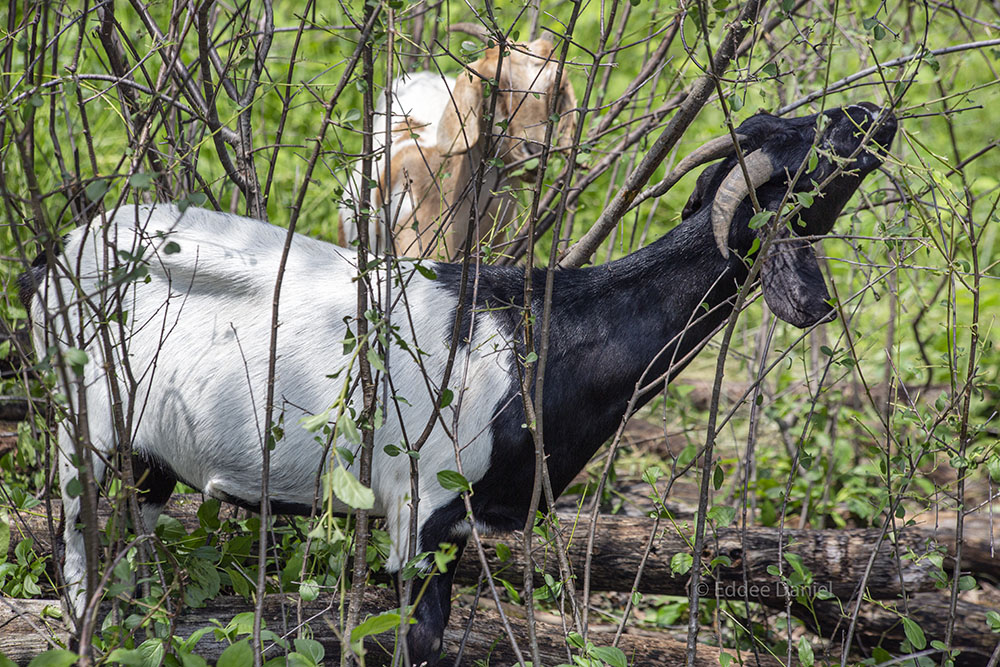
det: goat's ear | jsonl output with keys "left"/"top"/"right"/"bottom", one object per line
{"left": 760, "top": 229, "right": 836, "bottom": 328}
{"left": 555, "top": 77, "right": 578, "bottom": 148}
{"left": 682, "top": 162, "right": 725, "bottom": 219}
{"left": 438, "top": 70, "right": 483, "bottom": 154}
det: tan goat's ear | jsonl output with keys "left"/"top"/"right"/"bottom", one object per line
{"left": 438, "top": 70, "right": 483, "bottom": 154}
{"left": 555, "top": 77, "right": 578, "bottom": 149}
{"left": 526, "top": 38, "right": 555, "bottom": 59}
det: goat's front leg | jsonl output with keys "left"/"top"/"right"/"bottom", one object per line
{"left": 404, "top": 537, "right": 467, "bottom": 667}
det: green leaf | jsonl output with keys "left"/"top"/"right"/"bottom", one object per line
{"left": 710, "top": 555, "right": 732, "bottom": 568}
{"left": 198, "top": 498, "right": 221, "bottom": 530}
{"left": 351, "top": 611, "right": 403, "bottom": 642}
{"left": 64, "top": 347, "right": 88, "bottom": 376}
{"left": 177, "top": 192, "right": 208, "bottom": 213}
{"left": 129, "top": 172, "right": 155, "bottom": 190}
{"left": 712, "top": 464, "right": 724, "bottom": 490}
{"left": 761, "top": 63, "right": 778, "bottom": 78}
{"left": 670, "top": 552, "right": 693, "bottom": 575}
{"left": 217, "top": 639, "right": 253, "bottom": 667}
{"left": 958, "top": 574, "right": 977, "bottom": 591}
{"left": 524, "top": 351, "right": 538, "bottom": 364}
{"left": 293, "top": 638, "right": 324, "bottom": 663}
{"left": 808, "top": 150, "right": 819, "bottom": 171}
{"left": 727, "top": 93, "right": 743, "bottom": 112}
{"left": 748, "top": 210, "right": 773, "bottom": 229}
{"left": 495, "top": 542, "right": 512, "bottom": 563}
{"left": 708, "top": 505, "right": 736, "bottom": 527}
{"left": 337, "top": 412, "right": 361, "bottom": 445}
{"left": 0, "top": 510, "right": 9, "bottom": 564}
{"left": 65, "top": 477, "right": 83, "bottom": 499}
{"left": 299, "top": 578, "right": 319, "bottom": 602}
{"left": 163, "top": 241, "right": 181, "bottom": 255}
{"left": 797, "top": 637, "right": 814, "bottom": 666}
{"left": 901, "top": 617, "right": 927, "bottom": 650}
{"left": 299, "top": 410, "right": 330, "bottom": 433}
{"left": 589, "top": 645, "right": 627, "bottom": 667}
{"left": 366, "top": 347, "right": 386, "bottom": 373}
{"left": 437, "top": 470, "right": 472, "bottom": 493}
{"left": 719, "top": 653, "right": 733, "bottom": 667}
{"left": 84, "top": 179, "right": 108, "bottom": 202}
{"left": 332, "top": 466, "right": 375, "bottom": 509}
{"left": 871, "top": 647, "right": 892, "bottom": 664}
{"left": 26, "top": 650, "right": 79, "bottom": 667}
{"left": 499, "top": 577, "right": 522, "bottom": 604}
{"left": 677, "top": 443, "right": 697, "bottom": 468}
{"left": 414, "top": 263, "right": 437, "bottom": 280}
{"left": 439, "top": 388, "right": 454, "bottom": 409}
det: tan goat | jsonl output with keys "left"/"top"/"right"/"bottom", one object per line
{"left": 338, "top": 38, "right": 577, "bottom": 258}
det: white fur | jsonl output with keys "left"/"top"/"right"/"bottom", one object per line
{"left": 339, "top": 40, "right": 576, "bottom": 258}
{"left": 34, "top": 204, "right": 513, "bottom": 616}
{"left": 340, "top": 72, "right": 456, "bottom": 250}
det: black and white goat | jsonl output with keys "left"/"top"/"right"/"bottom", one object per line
{"left": 25, "top": 103, "right": 894, "bottom": 665}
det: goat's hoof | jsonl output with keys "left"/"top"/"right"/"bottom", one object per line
{"left": 405, "top": 624, "right": 444, "bottom": 666}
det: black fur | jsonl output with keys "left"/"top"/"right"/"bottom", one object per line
{"left": 413, "top": 103, "right": 895, "bottom": 665}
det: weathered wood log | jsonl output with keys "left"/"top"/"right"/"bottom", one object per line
{"left": 6, "top": 496, "right": 996, "bottom": 603}
{"left": 5, "top": 497, "right": 998, "bottom": 665}
{"left": 0, "top": 396, "right": 34, "bottom": 422}
{"left": 0, "top": 593, "right": 781, "bottom": 667}
{"left": 801, "top": 592, "right": 999, "bottom": 667}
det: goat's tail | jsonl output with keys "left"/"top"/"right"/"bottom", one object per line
{"left": 17, "top": 261, "right": 47, "bottom": 313}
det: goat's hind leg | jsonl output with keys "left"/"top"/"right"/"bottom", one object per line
{"left": 56, "top": 424, "right": 107, "bottom": 627}
{"left": 130, "top": 452, "right": 177, "bottom": 600}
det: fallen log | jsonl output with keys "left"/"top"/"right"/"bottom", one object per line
{"left": 4, "top": 498, "right": 998, "bottom": 665}
{"left": 802, "top": 591, "right": 999, "bottom": 667}
{"left": 0, "top": 592, "right": 782, "bottom": 667}
{"left": 6, "top": 496, "right": 996, "bottom": 603}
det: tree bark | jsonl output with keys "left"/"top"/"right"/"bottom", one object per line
{"left": 7, "top": 496, "right": 997, "bottom": 600}
{"left": 0, "top": 592, "right": 783, "bottom": 667}
{"left": 804, "top": 592, "right": 999, "bottom": 667}
{"left": 5, "top": 497, "right": 999, "bottom": 665}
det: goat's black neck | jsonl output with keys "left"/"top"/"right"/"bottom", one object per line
{"left": 441, "top": 210, "right": 755, "bottom": 519}
{"left": 534, "top": 211, "right": 751, "bottom": 485}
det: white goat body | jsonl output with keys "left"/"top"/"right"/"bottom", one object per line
{"left": 35, "top": 204, "right": 510, "bottom": 614}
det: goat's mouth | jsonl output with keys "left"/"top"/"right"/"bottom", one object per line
{"left": 831, "top": 104, "right": 898, "bottom": 167}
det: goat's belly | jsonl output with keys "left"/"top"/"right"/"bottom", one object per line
{"left": 114, "top": 296, "right": 358, "bottom": 514}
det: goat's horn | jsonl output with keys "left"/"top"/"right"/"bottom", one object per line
{"left": 711, "top": 150, "right": 775, "bottom": 258}
{"left": 674, "top": 134, "right": 747, "bottom": 180}
{"left": 448, "top": 22, "right": 492, "bottom": 41}
{"left": 638, "top": 133, "right": 748, "bottom": 208}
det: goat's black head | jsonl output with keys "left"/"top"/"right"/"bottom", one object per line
{"left": 683, "top": 102, "right": 896, "bottom": 327}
